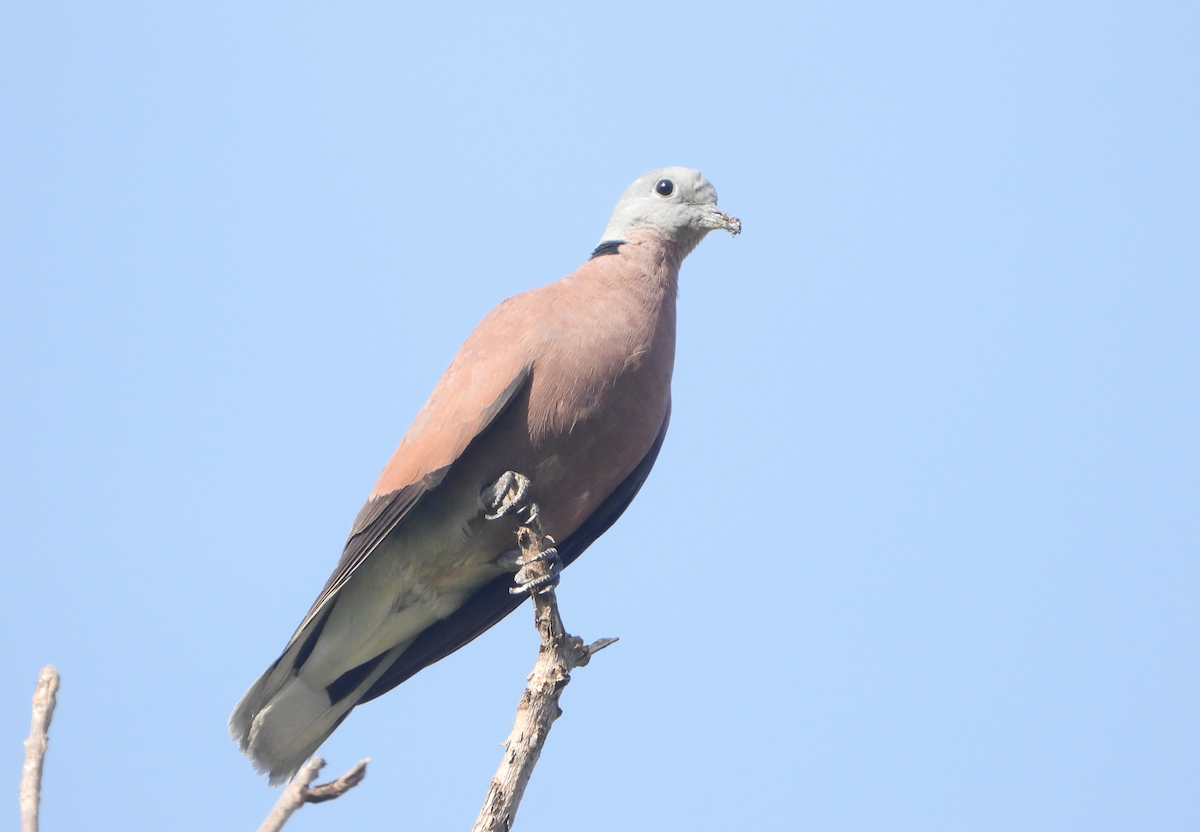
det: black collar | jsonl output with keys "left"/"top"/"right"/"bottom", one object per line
{"left": 589, "top": 239, "right": 626, "bottom": 259}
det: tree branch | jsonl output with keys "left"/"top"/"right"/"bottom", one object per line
{"left": 256, "top": 757, "right": 369, "bottom": 832}
{"left": 19, "top": 665, "right": 60, "bottom": 832}
{"left": 471, "top": 510, "right": 617, "bottom": 832}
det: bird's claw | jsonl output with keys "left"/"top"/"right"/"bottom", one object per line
{"left": 508, "top": 547, "right": 563, "bottom": 596}
{"left": 482, "top": 471, "right": 533, "bottom": 521}
{"left": 483, "top": 471, "right": 557, "bottom": 593}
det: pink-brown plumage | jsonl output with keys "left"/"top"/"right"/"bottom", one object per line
{"left": 373, "top": 233, "right": 679, "bottom": 538}
{"left": 230, "top": 168, "right": 739, "bottom": 784}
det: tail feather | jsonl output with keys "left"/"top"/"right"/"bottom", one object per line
{"left": 228, "top": 599, "right": 406, "bottom": 785}
{"left": 229, "top": 533, "right": 492, "bottom": 783}
{"left": 230, "top": 643, "right": 406, "bottom": 785}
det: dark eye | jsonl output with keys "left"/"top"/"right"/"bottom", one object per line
{"left": 655, "top": 179, "right": 674, "bottom": 197}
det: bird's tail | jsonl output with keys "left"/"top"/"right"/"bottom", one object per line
{"left": 229, "top": 639, "right": 404, "bottom": 786}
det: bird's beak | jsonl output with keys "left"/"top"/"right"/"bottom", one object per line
{"left": 701, "top": 206, "right": 742, "bottom": 236}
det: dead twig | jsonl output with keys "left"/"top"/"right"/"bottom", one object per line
{"left": 256, "top": 756, "right": 369, "bottom": 832}
{"left": 471, "top": 509, "right": 617, "bottom": 832}
{"left": 19, "top": 665, "right": 59, "bottom": 832}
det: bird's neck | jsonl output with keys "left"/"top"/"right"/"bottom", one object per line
{"left": 617, "top": 227, "right": 710, "bottom": 262}
{"left": 613, "top": 233, "right": 686, "bottom": 304}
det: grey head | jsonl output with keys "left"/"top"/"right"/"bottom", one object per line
{"left": 599, "top": 167, "right": 741, "bottom": 256}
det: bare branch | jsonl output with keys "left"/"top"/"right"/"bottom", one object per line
{"left": 304, "top": 758, "right": 369, "bottom": 804}
{"left": 256, "top": 757, "right": 369, "bottom": 832}
{"left": 257, "top": 757, "right": 324, "bottom": 832}
{"left": 472, "top": 509, "right": 616, "bottom": 832}
{"left": 19, "top": 665, "right": 59, "bottom": 832}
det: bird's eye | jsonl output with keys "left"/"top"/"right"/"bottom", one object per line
{"left": 655, "top": 179, "right": 674, "bottom": 197}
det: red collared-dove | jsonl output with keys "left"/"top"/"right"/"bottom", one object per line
{"left": 230, "top": 167, "right": 740, "bottom": 783}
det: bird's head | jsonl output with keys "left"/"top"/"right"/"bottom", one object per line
{"left": 599, "top": 167, "right": 741, "bottom": 257}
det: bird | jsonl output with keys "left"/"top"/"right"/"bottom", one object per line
{"left": 230, "top": 167, "right": 740, "bottom": 784}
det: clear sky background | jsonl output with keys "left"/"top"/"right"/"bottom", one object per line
{"left": 2, "top": 2, "right": 1196, "bottom": 830}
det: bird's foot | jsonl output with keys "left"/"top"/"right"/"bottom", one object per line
{"left": 508, "top": 545, "right": 563, "bottom": 596}
{"left": 483, "top": 471, "right": 558, "bottom": 594}
{"left": 481, "top": 471, "right": 533, "bottom": 521}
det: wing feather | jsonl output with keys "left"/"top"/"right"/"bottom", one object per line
{"left": 357, "top": 401, "right": 671, "bottom": 703}
{"left": 287, "top": 365, "right": 532, "bottom": 643}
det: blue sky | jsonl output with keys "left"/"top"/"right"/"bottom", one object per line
{"left": 2, "top": 2, "right": 1197, "bottom": 830}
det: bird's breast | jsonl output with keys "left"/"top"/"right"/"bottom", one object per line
{"left": 517, "top": 287, "right": 675, "bottom": 537}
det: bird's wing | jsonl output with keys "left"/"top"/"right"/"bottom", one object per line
{"left": 288, "top": 362, "right": 532, "bottom": 642}
{"left": 357, "top": 400, "right": 671, "bottom": 703}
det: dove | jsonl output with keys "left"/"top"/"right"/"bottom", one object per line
{"left": 230, "top": 167, "right": 740, "bottom": 783}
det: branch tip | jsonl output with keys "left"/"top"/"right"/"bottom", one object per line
{"left": 588, "top": 637, "right": 619, "bottom": 654}
{"left": 256, "top": 757, "right": 368, "bottom": 832}
{"left": 20, "top": 664, "right": 60, "bottom": 832}
{"left": 306, "top": 758, "right": 370, "bottom": 804}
